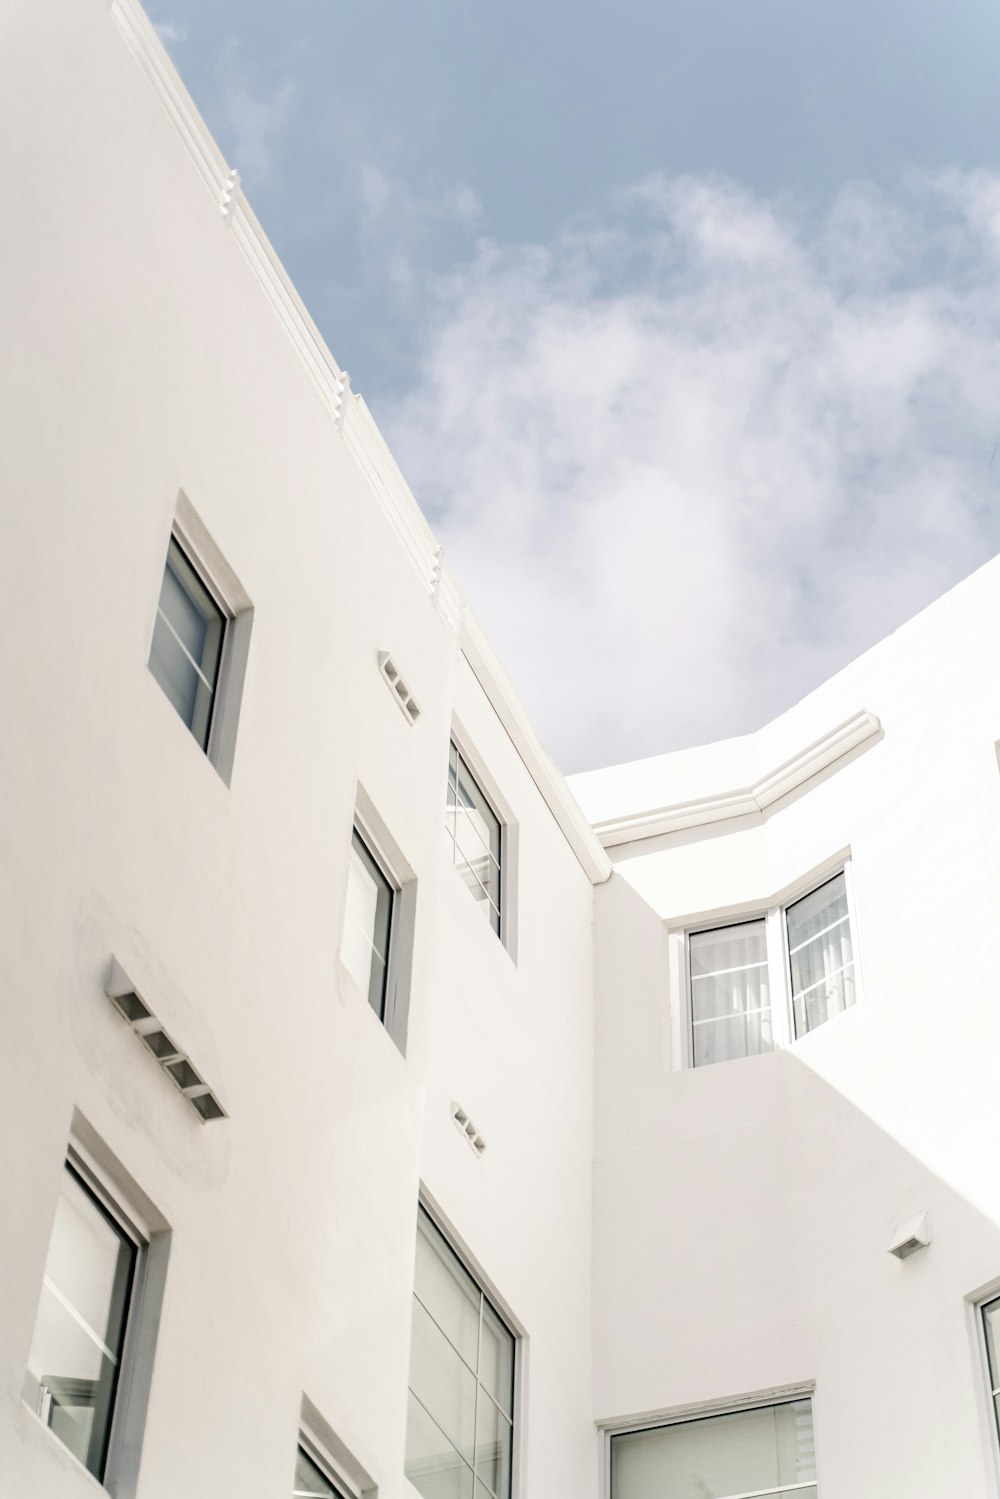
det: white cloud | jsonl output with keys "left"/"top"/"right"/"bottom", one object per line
{"left": 385, "top": 174, "right": 1000, "bottom": 772}
{"left": 214, "top": 43, "right": 294, "bottom": 184}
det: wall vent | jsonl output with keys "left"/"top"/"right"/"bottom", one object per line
{"left": 450, "top": 1101, "right": 486, "bottom": 1156}
{"left": 105, "top": 958, "right": 227, "bottom": 1123}
{"left": 888, "top": 1210, "right": 930, "bottom": 1260}
{"left": 378, "top": 651, "right": 421, "bottom": 725}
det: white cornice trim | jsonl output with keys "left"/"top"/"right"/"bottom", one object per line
{"left": 110, "top": 0, "right": 230, "bottom": 207}
{"left": 459, "top": 614, "right": 613, "bottom": 885}
{"left": 103, "top": 0, "right": 608, "bottom": 887}
{"left": 341, "top": 397, "right": 441, "bottom": 594}
{"left": 108, "top": 0, "right": 420, "bottom": 540}
{"left": 592, "top": 708, "right": 882, "bottom": 848}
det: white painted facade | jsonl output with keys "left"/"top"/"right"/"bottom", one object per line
{"left": 3, "top": 3, "right": 1000, "bottom": 1497}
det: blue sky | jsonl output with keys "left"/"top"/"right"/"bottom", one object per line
{"left": 153, "top": 1, "right": 1000, "bottom": 770}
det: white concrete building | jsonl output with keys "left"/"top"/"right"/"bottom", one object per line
{"left": 4, "top": 3, "right": 1000, "bottom": 1498}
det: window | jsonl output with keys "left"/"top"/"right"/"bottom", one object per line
{"left": 685, "top": 867, "right": 858, "bottom": 1067}
{"left": 294, "top": 1440, "right": 349, "bottom": 1498}
{"left": 343, "top": 828, "right": 395, "bottom": 1022}
{"left": 446, "top": 741, "right": 503, "bottom": 938}
{"left": 340, "top": 799, "right": 416, "bottom": 1051}
{"left": 610, "top": 1396, "right": 817, "bottom": 1499}
{"left": 690, "top": 919, "right": 771, "bottom": 1068}
{"left": 405, "top": 1206, "right": 515, "bottom": 1499}
{"left": 150, "top": 535, "right": 226, "bottom": 751}
{"left": 785, "top": 872, "right": 855, "bottom": 1037}
{"left": 23, "top": 1157, "right": 145, "bottom": 1483}
{"left": 147, "top": 504, "right": 253, "bottom": 783}
{"left": 981, "top": 1295, "right": 1000, "bottom": 1452}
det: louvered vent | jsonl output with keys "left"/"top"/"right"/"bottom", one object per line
{"left": 105, "top": 958, "right": 227, "bottom": 1123}
{"left": 378, "top": 651, "right": 421, "bottom": 724}
{"left": 450, "top": 1101, "right": 486, "bottom": 1156}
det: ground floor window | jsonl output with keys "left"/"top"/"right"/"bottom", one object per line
{"left": 405, "top": 1205, "right": 515, "bottom": 1499}
{"left": 610, "top": 1396, "right": 816, "bottom": 1499}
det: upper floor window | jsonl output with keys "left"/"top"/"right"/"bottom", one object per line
{"left": 446, "top": 740, "right": 503, "bottom": 938}
{"left": 980, "top": 1293, "right": 1000, "bottom": 1451}
{"left": 405, "top": 1206, "right": 515, "bottom": 1499}
{"left": 610, "top": 1396, "right": 817, "bottom": 1499}
{"left": 785, "top": 872, "right": 855, "bottom": 1036}
{"left": 690, "top": 918, "right": 771, "bottom": 1067}
{"left": 293, "top": 1441, "right": 349, "bottom": 1498}
{"left": 147, "top": 505, "right": 253, "bottom": 784}
{"left": 339, "top": 798, "right": 417, "bottom": 1053}
{"left": 687, "top": 868, "right": 858, "bottom": 1068}
{"left": 23, "top": 1157, "right": 146, "bottom": 1484}
{"left": 343, "top": 827, "right": 395, "bottom": 1023}
{"left": 150, "top": 536, "right": 226, "bottom": 751}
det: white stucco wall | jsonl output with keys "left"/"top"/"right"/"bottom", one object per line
{"left": 7, "top": 3, "right": 1000, "bottom": 1498}
{"left": 0, "top": 2, "right": 596, "bottom": 1495}
{"left": 574, "top": 554, "right": 1000, "bottom": 1497}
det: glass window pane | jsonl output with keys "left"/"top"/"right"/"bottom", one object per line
{"left": 149, "top": 538, "right": 225, "bottom": 750}
{"left": 408, "top": 1210, "right": 516, "bottom": 1499}
{"left": 294, "top": 1445, "right": 342, "bottom": 1498}
{"left": 689, "top": 922, "right": 771, "bottom": 1066}
{"left": 474, "top": 1389, "right": 512, "bottom": 1498}
{"left": 479, "top": 1301, "right": 515, "bottom": 1417}
{"left": 689, "top": 922, "right": 767, "bottom": 978}
{"left": 611, "top": 1400, "right": 815, "bottom": 1499}
{"left": 786, "top": 874, "right": 855, "bottom": 1036}
{"left": 690, "top": 964, "right": 770, "bottom": 1023}
{"left": 414, "top": 1213, "right": 481, "bottom": 1371}
{"left": 984, "top": 1298, "right": 1000, "bottom": 1393}
{"left": 446, "top": 746, "right": 502, "bottom": 937}
{"left": 343, "top": 832, "right": 393, "bottom": 1020}
{"left": 693, "top": 1009, "right": 773, "bottom": 1068}
{"left": 410, "top": 1298, "right": 478, "bottom": 1461}
{"left": 405, "top": 1390, "right": 475, "bottom": 1499}
{"left": 25, "top": 1166, "right": 137, "bottom": 1480}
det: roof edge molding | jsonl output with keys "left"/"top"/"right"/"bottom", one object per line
{"left": 107, "top": 0, "right": 609, "bottom": 886}
{"left": 593, "top": 708, "right": 883, "bottom": 848}
{"left": 459, "top": 616, "right": 613, "bottom": 886}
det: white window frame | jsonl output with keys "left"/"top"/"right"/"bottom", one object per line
{"left": 23, "top": 1134, "right": 170, "bottom": 1497}
{"left": 407, "top": 1192, "right": 525, "bottom": 1499}
{"left": 148, "top": 493, "right": 253, "bottom": 785}
{"left": 669, "top": 855, "right": 863, "bottom": 1071}
{"left": 341, "top": 785, "right": 417, "bottom": 1056}
{"left": 295, "top": 1428, "right": 359, "bottom": 1499}
{"left": 599, "top": 1382, "right": 818, "bottom": 1499}
{"left": 969, "top": 1277, "right": 1000, "bottom": 1496}
{"left": 297, "top": 1393, "right": 376, "bottom": 1499}
{"left": 445, "top": 722, "right": 519, "bottom": 961}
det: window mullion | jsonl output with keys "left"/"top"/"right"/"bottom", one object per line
{"left": 474, "top": 1292, "right": 484, "bottom": 1485}
{"left": 766, "top": 906, "right": 792, "bottom": 1048}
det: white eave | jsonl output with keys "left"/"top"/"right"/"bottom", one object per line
{"left": 588, "top": 708, "right": 883, "bottom": 848}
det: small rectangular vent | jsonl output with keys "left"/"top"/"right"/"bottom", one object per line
{"left": 378, "top": 651, "right": 421, "bottom": 724}
{"left": 450, "top": 1100, "right": 486, "bottom": 1156}
{"left": 888, "top": 1210, "right": 930, "bottom": 1260}
{"left": 105, "top": 957, "right": 228, "bottom": 1124}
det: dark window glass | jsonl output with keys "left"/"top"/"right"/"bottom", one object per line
{"left": 446, "top": 743, "right": 502, "bottom": 937}
{"left": 149, "top": 536, "right": 225, "bottom": 750}
{"left": 344, "top": 829, "right": 395, "bottom": 1021}
{"left": 294, "top": 1443, "right": 347, "bottom": 1498}
{"left": 25, "top": 1164, "right": 138, "bottom": 1480}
